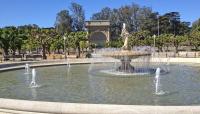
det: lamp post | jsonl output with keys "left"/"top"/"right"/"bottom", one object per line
{"left": 155, "top": 15, "right": 160, "bottom": 56}
{"left": 169, "top": 18, "right": 176, "bottom": 56}
{"left": 153, "top": 34, "right": 156, "bottom": 48}
{"left": 169, "top": 19, "right": 175, "bottom": 36}
{"left": 153, "top": 34, "right": 156, "bottom": 56}
{"left": 63, "top": 36, "right": 67, "bottom": 59}
{"left": 157, "top": 15, "right": 160, "bottom": 37}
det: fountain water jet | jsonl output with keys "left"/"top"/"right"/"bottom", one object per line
{"left": 166, "top": 57, "right": 170, "bottom": 72}
{"left": 155, "top": 68, "right": 160, "bottom": 94}
{"left": 99, "top": 23, "right": 155, "bottom": 76}
{"left": 30, "top": 69, "right": 40, "bottom": 88}
{"left": 25, "top": 63, "right": 30, "bottom": 74}
{"left": 66, "top": 61, "right": 71, "bottom": 68}
{"left": 155, "top": 68, "right": 165, "bottom": 95}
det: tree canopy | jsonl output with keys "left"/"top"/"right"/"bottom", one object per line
{"left": 0, "top": 2, "right": 200, "bottom": 59}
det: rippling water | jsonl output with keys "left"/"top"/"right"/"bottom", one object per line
{"left": 0, "top": 63, "right": 200, "bottom": 105}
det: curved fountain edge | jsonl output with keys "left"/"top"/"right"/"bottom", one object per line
{"left": 1, "top": 57, "right": 200, "bottom": 72}
{"left": 0, "top": 98, "right": 200, "bottom": 114}
{"left": 1, "top": 58, "right": 200, "bottom": 114}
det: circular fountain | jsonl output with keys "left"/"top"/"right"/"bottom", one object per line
{"left": 95, "top": 23, "right": 157, "bottom": 75}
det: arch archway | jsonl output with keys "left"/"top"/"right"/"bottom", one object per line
{"left": 85, "top": 20, "right": 110, "bottom": 48}
{"left": 90, "top": 32, "right": 107, "bottom": 47}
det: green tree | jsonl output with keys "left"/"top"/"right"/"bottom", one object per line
{"left": 50, "top": 34, "right": 63, "bottom": 54}
{"left": 190, "top": 26, "right": 200, "bottom": 50}
{"left": 91, "top": 3, "right": 160, "bottom": 38}
{"left": 109, "top": 38, "right": 123, "bottom": 48}
{"left": 162, "top": 34, "right": 173, "bottom": 51}
{"left": 30, "top": 28, "right": 56, "bottom": 59}
{"left": 67, "top": 31, "right": 87, "bottom": 58}
{"left": 55, "top": 10, "right": 72, "bottom": 35}
{"left": 21, "top": 24, "right": 39, "bottom": 53}
{"left": 155, "top": 34, "right": 165, "bottom": 52}
{"left": 192, "top": 18, "right": 200, "bottom": 30}
{"left": 174, "top": 35, "right": 187, "bottom": 53}
{"left": 80, "top": 41, "right": 89, "bottom": 53}
{"left": 0, "top": 28, "right": 10, "bottom": 55}
{"left": 70, "top": 2, "right": 85, "bottom": 31}
{"left": 129, "top": 30, "right": 151, "bottom": 47}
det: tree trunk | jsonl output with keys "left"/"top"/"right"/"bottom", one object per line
{"left": 195, "top": 46, "right": 198, "bottom": 51}
{"left": 36, "top": 48, "right": 39, "bottom": 54}
{"left": 167, "top": 46, "right": 169, "bottom": 52}
{"left": 158, "top": 46, "right": 163, "bottom": 52}
{"left": 76, "top": 46, "right": 81, "bottom": 58}
{"left": 57, "top": 49, "right": 60, "bottom": 54}
{"left": 67, "top": 48, "right": 70, "bottom": 55}
{"left": 47, "top": 47, "right": 51, "bottom": 55}
{"left": 81, "top": 48, "right": 83, "bottom": 54}
{"left": 3, "top": 49, "right": 9, "bottom": 56}
{"left": 175, "top": 46, "right": 179, "bottom": 53}
{"left": 42, "top": 44, "right": 47, "bottom": 59}
{"left": 12, "top": 50, "right": 16, "bottom": 56}
{"left": 18, "top": 49, "right": 21, "bottom": 55}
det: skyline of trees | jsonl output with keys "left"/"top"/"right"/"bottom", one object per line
{"left": 0, "top": 2, "right": 200, "bottom": 59}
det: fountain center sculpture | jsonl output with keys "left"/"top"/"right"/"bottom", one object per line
{"left": 101, "top": 23, "right": 152, "bottom": 74}
{"left": 121, "top": 23, "right": 129, "bottom": 50}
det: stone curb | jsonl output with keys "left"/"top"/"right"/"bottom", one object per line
{"left": 1, "top": 98, "right": 200, "bottom": 114}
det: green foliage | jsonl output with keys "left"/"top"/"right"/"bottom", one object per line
{"left": 50, "top": 35, "right": 63, "bottom": 53}
{"left": 70, "top": 2, "right": 85, "bottom": 31}
{"left": 67, "top": 31, "right": 87, "bottom": 57}
{"left": 67, "top": 31, "right": 87, "bottom": 48}
{"left": 80, "top": 41, "right": 89, "bottom": 51}
{"left": 0, "top": 28, "right": 12, "bottom": 55}
{"left": 174, "top": 35, "right": 187, "bottom": 53}
{"left": 129, "top": 30, "right": 151, "bottom": 47}
{"left": 189, "top": 26, "right": 200, "bottom": 50}
{"left": 0, "top": 2, "right": 199, "bottom": 58}
{"left": 156, "top": 34, "right": 173, "bottom": 46}
{"left": 92, "top": 4, "right": 190, "bottom": 38}
{"left": 0, "top": 26, "right": 25, "bottom": 55}
{"left": 108, "top": 38, "right": 123, "bottom": 48}
{"left": 192, "top": 18, "right": 200, "bottom": 30}
{"left": 55, "top": 10, "right": 72, "bottom": 35}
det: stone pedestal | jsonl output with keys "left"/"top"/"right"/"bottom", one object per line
{"left": 117, "top": 56, "right": 135, "bottom": 73}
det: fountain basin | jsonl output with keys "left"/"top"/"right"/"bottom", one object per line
{"left": 102, "top": 50, "right": 151, "bottom": 59}
{"left": 1, "top": 59, "right": 200, "bottom": 113}
{"left": 100, "top": 50, "right": 152, "bottom": 74}
{"left": 0, "top": 60, "right": 200, "bottom": 106}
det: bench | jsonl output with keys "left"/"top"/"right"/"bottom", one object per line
{"left": 3, "top": 55, "right": 23, "bottom": 61}
{"left": 25, "top": 54, "right": 43, "bottom": 61}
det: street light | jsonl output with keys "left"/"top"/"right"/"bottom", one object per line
{"left": 153, "top": 34, "right": 156, "bottom": 56}
{"left": 153, "top": 34, "right": 156, "bottom": 48}
{"left": 63, "top": 36, "right": 67, "bottom": 59}
{"left": 169, "top": 18, "right": 176, "bottom": 56}
{"left": 157, "top": 15, "right": 160, "bottom": 37}
{"left": 169, "top": 19, "right": 175, "bottom": 36}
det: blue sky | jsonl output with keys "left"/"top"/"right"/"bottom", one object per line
{"left": 0, "top": 0, "right": 199, "bottom": 27}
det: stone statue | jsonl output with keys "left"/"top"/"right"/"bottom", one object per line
{"left": 121, "top": 23, "right": 129, "bottom": 50}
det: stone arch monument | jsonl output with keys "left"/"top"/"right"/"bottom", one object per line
{"left": 85, "top": 20, "right": 110, "bottom": 47}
